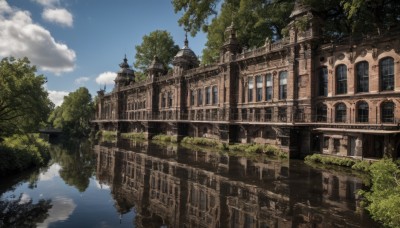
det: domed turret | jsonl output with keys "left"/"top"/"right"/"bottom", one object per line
{"left": 147, "top": 55, "right": 164, "bottom": 78}
{"left": 172, "top": 33, "right": 199, "bottom": 71}
{"left": 115, "top": 55, "right": 135, "bottom": 88}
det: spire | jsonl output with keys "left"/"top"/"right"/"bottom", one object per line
{"left": 184, "top": 30, "right": 189, "bottom": 48}
{"left": 119, "top": 55, "right": 129, "bottom": 69}
{"left": 290, "top": 0, "right": 312, "bottom": 18}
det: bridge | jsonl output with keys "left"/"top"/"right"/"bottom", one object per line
{"left": 39, "top": 128, "right": 63, "bottom": 139}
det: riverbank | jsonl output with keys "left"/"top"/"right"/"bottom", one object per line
{"left": 0, "top": 134, "right": 50, "bottom": 176}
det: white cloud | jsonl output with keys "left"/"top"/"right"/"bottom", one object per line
{"left": 75, "top": 76, "right": 90, "bottom": 85}
{"left": 48, "top": 90, "right": 69, "bottom": 106}
{"left": 95, "top": 72, "right": 117, "bottom": 85}
{"left": 42, "top": 8, "right": 73, "bottom": 27}
{"left": 37, "top": 196, "right": 76, "bottom": 228}
{"left": 39, "top": 164, "right": 61, "bottom": 181}
{"left": 0, "top": 2, "right": 76, "bottom": 74}
{"left": 32, "top": 0, "right": 59, "bottom": 7}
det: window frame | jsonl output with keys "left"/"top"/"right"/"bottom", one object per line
{"left": 356, "top": 61, "right": 369, "bottom": 93}
{"left": 279, "top": 71, "right": 287, "bottom": 100}
{"left": 380, "top": 57, "right": 394, "bottom": 91}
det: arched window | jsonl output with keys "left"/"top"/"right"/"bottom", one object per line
{"left": 256, "top": 75, "right": 263, "bottom": 101}
{"left": 248, "top": 77, "right": 254, "bottom": 102}
{"left": 319, "top": 67, "right": 328, "bottom": 96}
{"left": 336, "top": 64, "right": 347, "bottom": 94}
{"left": 205, "top": 86, "right": 211, "bottom": 104}
{"left": 316, "top": 103, "right": 327, "bottom": 122}
{"left": 197, "top": 89, "right": 203, "bottom": 106}
{"left": 190, "top": 90, "right": 195, "bottom": 106}
{"left": 356, "top": 61, "right": 369, "bottom": 93}
{"left": 380, "top": 57, "right": 394, "bottom": 91}
{"left": 381, "top": 102, "right": 394, "bottom": 123}
{"left": 335, "top": 103, "right": 346, "bottom": 122}
{"left": 357, "top": 101, "right": 369, "bottom": 123}
{"left": 279, "top": 71, "right": 287, "bottom": 99}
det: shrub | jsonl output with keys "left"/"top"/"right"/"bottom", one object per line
{"left": 0, "top": 134, "right": 50, "bottom": 175}
{"left": 305, "top": 154, "right": 357, "bottom": 168}
{"left": 153, "top": 134, "right": 177, "bottom": 143}
{"left": 121, "top": 132, "right": 146, "bottom": 140}
{"left": 181, "top": 136, "right": 220, "bottom": 147}
{"left": 360, "top": 159, "right": 400, "bottom": 228}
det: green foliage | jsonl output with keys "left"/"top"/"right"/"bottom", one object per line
{"left": 50, "top": 140, "right": 95, "bottom": 192}
{"left": 305, "top": 154, "right": 357, "bottom": 167}
{"left": 0, "top": 134, "right": 50, "bottom": 175}
{"left": 181, "top": 136, "right": 220, "bottom": 147}
{"left": 305, "top": 154, "right": 373, "bottom": 172}
{"left": 0, "top": 57, "right": 52, "bottom": 138}
{"left": 0, "top": 194, "right": 52, "bottom": 227}
{"left": 153, "top": 134, "right": 178, "bottom": 143}
{"left": 97, "top": 130, "right": 117, "bottom": 142}
{"left": 134, "top": 30, "right": 180, "bottom": 74}
{"left": 121, "top": 132, "right": 146, "bottom": 140}
{"left": 228, "top": 143, "right": 287, "bottom": 158}
{"left": 48, "top": 87, "right": 94, "bottom": 137}
{"left": 360, "top": 159, "right": 400, "bottom": 228}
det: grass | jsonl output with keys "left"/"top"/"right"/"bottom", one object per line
{"left": 96, "top": 130, "right": 117, "bottom": 142}
{"left": 181, "top": 136, "right": 288, "bottom": 159}
{"left": 304, "top": 154, "right": 372, "bottom": 172}
{"left": 152, "top": 134, "right": 178, "bottom": 143}
{"left": 121, "top": 132, "right": 146, "bottom": 140}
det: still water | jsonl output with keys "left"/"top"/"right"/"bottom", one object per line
{"left": 0, "top": 139, "right": 379, "bottom": 227}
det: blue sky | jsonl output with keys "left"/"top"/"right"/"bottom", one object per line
{"left": 1, "top": 0, "right": 207, "bottom": 106}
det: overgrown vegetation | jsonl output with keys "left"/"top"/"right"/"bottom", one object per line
{"left": 121, "top": 132, "right": 147, "bottom": 140}
{"left": 152, "top": 134, "right": 178, "bottom": 143}
{"left": 96, "top": 130, "right": 117, "bottom": 142}
{"left": 359, "top": 159, "right": 400, "bottom": 228}
{"left": 0, "top": 134, "right": 50, "bottom": 176}
{"left": 181, "top": 136, "right": 287, "bottom": 159}
{"left": 304, "top": 154, "right": 372, "bottom": 172}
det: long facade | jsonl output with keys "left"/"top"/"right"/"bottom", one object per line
{"left": 93, "top": 3, "right": 400, "bottom": 159}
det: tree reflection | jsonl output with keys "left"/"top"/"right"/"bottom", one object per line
{"left": 0, "top": 194, "right": 52, "bottom": 228}
{"left": 50, "top": 140, "right": 95, "bottom": 192}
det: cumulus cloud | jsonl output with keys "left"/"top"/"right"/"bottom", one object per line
{"left": 75, "top": 76, "right": 90, "bottom": 85}
{"left": 42, "top": 8, "right": 73, "bottom": 27}
{"left": 48, "top": 90, "right": 69, "bottom": 106}
{"left": 32, "top": 0, "right": 59, "bottom": 7}
{"left": 0, "top": 1, "right": 76, "bottom": 74}
{"left": 95, "top": 72, "right": 117, "bottom": 85}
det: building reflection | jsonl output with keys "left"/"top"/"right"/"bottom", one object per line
{"left": 95, "top": 139, "right": 376, "bottom": 228}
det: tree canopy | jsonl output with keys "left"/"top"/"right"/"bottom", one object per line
{"left": 0, "top": 57, "right": 52, "bottom": 138}
{"left": 172, "top": 0, "right": 400, "bottom": 64}
{"left": 48, "top": 87, "right": 93, "bottom": 137}
{"left": 133, "top": 30, "right": 180, "bottom": 76}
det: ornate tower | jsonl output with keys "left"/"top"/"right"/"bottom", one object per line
{"left": 114, "top": 55, "right": 135, "bottom": 90}
{"left": 172, "top": 33, "right": 199, "bottom": 75}
{"left": 147, "top": 55, "right": 164, "bottom": 79}
{"left": 220, "top": 22, "right": 241, "bottom": 63}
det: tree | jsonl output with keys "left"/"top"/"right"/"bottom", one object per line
{"left": 0, "top": 57, "right": 52, "bottom": 138}
{"left": 134, "top": 30, "right": 180, "bottom": 74}
{"left": 49, "top": 87, "right": 93, "bottom": 137}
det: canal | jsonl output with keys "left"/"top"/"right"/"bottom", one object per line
{"left": 0, "top": 139, "right": 379, "bottom": 227}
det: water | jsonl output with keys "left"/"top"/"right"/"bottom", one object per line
{"left": 0, "top": 139, "right": 379, "bottom": 228}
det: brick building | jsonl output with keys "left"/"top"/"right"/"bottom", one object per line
{"left": 93, "top": 2, "right": 400, "bottom": 159}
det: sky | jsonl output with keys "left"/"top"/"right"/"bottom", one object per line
{"left": 1, "top": 0, "right": 207, "bottom": 106}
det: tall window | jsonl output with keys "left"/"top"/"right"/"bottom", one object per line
{"left": 190, "top": 90, "right": 195, "bottom": 106}
{"left": 265, "top": 73, "right": 273, "bottom": 101}
{"left": 212, "top": 86, "right": 218, "bottom": 104}
{"left": 319, "top": 67, "right": 328, "bottom": 96}
{"left": 335, "top": 103, "right": 346, "bottom": 122}
{"left": 356, "top": 61, "right": 369, "bottom": 93}
{"left": 336, "top": 64, "right": 347, "bottom": 94}
{"left": 380, "top": 57, "right": 394, "bottom": 91}
{"left": 279, "top": 71, "right": 287, "bottom": 99}
{"left": 256, "top": 75, "right": 263, "bottom": 101}
{"left": 316, "top": 103, "right": 327, "bottom": 122}
{"left": 381, "top": 102, "right": 394, "bottom": 123}
{"left": 265, "top": 108, "right": 272, "bottom": 121}
{"left": 357, "top": 101, "right": 369, "bottom": 122}
{"left": 205, "top": 86, "right": 211, "bottom": 104}
{"left": 168, "top": 92, "right": 173, "bottom": 107}
{"left": 197, "top": 89, "right": 203, "bottom": 106}
{"left": 161, "top": 93, "right": 166, "bottom": 108}
{"left": 278, "top": 107, "right": 287, "bottom": 121}
{"left": 248, "top": 78, "right": 254, "bottom": 102}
